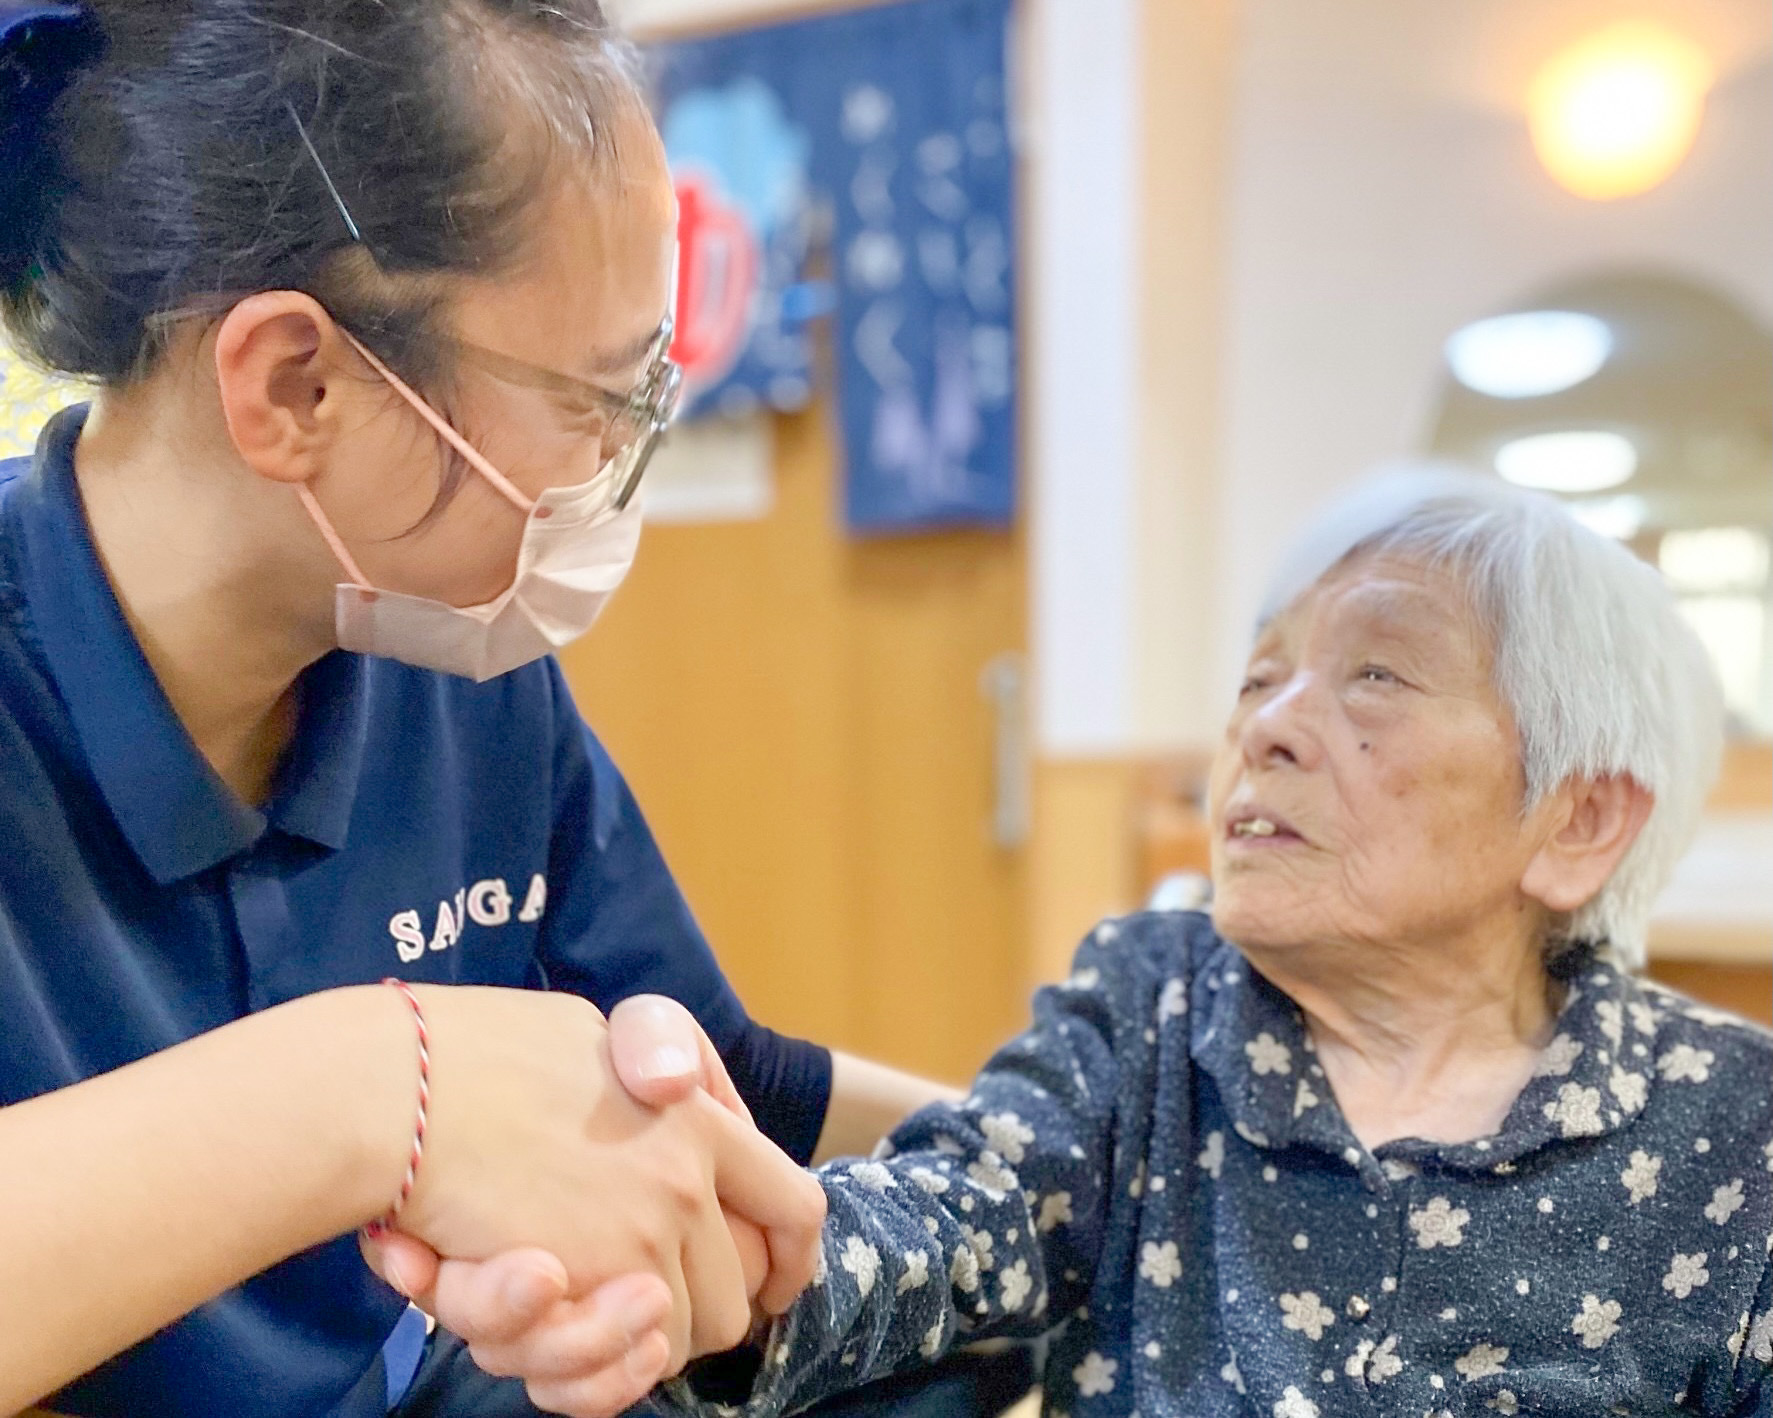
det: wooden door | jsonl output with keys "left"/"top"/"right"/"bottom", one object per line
{"left": 559, "top": 401, "right": 1028, "bottom": 1082}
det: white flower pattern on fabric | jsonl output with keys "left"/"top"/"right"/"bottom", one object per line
{"left": 1367, "top": 1334, "right": 1403, "bottom": 1383}
{"left": 1571, "top": 1294, "right": 1623, "bottom": 1348}
{"left": 1704, "top": 1179, "right": 1745, "bottom": 1225}
{"left": 1245, "top": 1032, "right": 1292, "bottom": 1076}
{"left": 958, "top": 1223, "right": 995, "bottom": 1272}
{"left": 949, "top": 1244, "right": 980, "bottom": 1294}
{"left": 1346, "top": 1334, "right": 1403, "bottom": 1384}
{"left": 1273, "top": 1388, "right": 1319, "bottom": 1418}
{"left": 839, "top": 1236, "right": 881, "bottom": 1297}
{"left": 1455, "top": 1343, "right": 1510, "bottom": 1380}
{"left": 1198, "top": 1131, "right": 1226, "bottom": 1179}
{"left": 1595, "top": 1000, "right": 1625, "bottom": 1047}
{"left": 1409, "top": 1197, "right": 1471, "bottom": 1249}
{"left": 1158, "top": 977, "right": 1188, "bottom": 1021}
{"left": 999, "top": 1258, "right": 1033, "bottom": 1312}
{"left": 1656, "top": 1044, "right": 1715, "bottom": 1083}
{"left": 1543, "top": 1082, "right": 1606, "bottom": 1137}
{"left": 1381, "top": 1157, "right": 1419, "bottom": 1183}
{"left": 1748, "top": 1310, "right": 1773, "bottom": 1363}
{"left": 1073, "top": 1352, "right": 1116, "bottom": 1397}
{"left": 980, "top": 1112, "right": 1035, "bottom": 1164}
{"left": 1278, "top": 1291, "right": 1336, "bottom": 1341}
{"left": 1534, "top": 1034, "right": 1585, "bottom": 1077}
{"left": 1036, "top": 1191, "right": 1074, "bottom": 1233}
{"left": 846, "top": 1161, "right": 896, "bottom": 1192}
{"left": 966, "top": 1151, "right": 1019, "bottom": 1199}
{"left": 1607, "top": 1066, "right": 1647, "bottom": 1113}
{"left": 1138, "top": 1240, "right": 1182, "bottom": 1288}
{"left": 1662, "top": 1251, "right": 1710, "bottom": 1299}
{"left": 1621, "top": 1150, "right": 1662, "bottom": 1204}
{"left": 896, "top": 1250, "right": 929, "bottom": 1295}
{"left": 908, "top": 1165, "right": 950, "bottom": 1196}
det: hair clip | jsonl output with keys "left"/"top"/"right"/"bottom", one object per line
{"left": 284, "top": 100, "right": 364, "bottom": 244}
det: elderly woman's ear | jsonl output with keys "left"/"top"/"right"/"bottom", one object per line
{"left": 1520, "top": 774, "right": 1655, "bottom": 915}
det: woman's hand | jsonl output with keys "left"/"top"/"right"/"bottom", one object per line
{"left": 361, "top": 993, "right": 811, "bottom": 1414}
{"left": 383, "top": 988, "right": 821, "bottom": 1367}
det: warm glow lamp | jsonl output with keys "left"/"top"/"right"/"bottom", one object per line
{"left": 1528, "top": 21, "right": 1712, "bottom": 200}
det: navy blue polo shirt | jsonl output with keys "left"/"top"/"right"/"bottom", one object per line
{"left": 0, "top": 408, "right": 832, "bottom": 1418}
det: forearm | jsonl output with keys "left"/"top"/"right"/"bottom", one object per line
{"left": 812, "top": 1051, "right": 962, "bottom": 1166}
{"left": 660, "top": 1135, "right": 1066, "bottom": 1418}
{"left": 0, "top": 986, "right": 413, "bottom": 1413}
{"left": 662, "top": 1050, "right": 1116, "bottom": 1413}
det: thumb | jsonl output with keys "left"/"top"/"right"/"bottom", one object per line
{"left": 609, "top": 994, "right": 748, "bottom": 1118}
{"left": 359, "top": 1228, "right": 442, "bottom": 1305}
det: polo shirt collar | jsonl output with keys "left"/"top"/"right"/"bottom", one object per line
{"left": 7, "top": 407, "right": 367, "bottom": 882}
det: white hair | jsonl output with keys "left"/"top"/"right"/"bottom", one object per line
{"left": 1259, "top": 464, "right": 1725, "bottom": 969}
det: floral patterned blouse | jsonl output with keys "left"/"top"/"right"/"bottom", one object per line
{"left": 661, "top": 911, "right": 1773, "bottom": 1418}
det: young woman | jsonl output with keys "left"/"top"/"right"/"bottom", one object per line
{"left": 0, "top": 2, "right": 947, "bottom": 1413}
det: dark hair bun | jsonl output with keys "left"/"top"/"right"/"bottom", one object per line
{"left": 0, "top": 4, "right": 105, "bottom": 292}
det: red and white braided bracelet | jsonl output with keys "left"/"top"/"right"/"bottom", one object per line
{"left": 365, "top": 976, "right": 430, "bottom": 1238}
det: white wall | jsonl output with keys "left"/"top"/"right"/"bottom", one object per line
{"left": 1023, "top": 0, "right": 1143, "bottom": 755}
{"left": 1211, "top": 0, "right": 1773, "bottom": 703}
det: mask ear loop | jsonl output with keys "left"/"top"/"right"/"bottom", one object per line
{"left": 295, "top": 331, "right": 543, "bottom": 595}
{"left": 334, "top": 329, "right": 539, "bottom": 517}
{"left": 296, "top": 485, "right": 374, "bottom": 590}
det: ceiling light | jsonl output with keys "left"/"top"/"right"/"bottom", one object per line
{"left": 1445, "top": 310, "right": 1613, "bottom": 398}
{"left": 1566, "top": 494, "right": 1647, "bottom": 541}
{"left": 1528, "top": 22, "right": 1712, "bottom": 201}
{"left": 1660, "top": 528, "right": 1771, "bottom": 593}
{"left": 1495, "top": 430, "right": 1637, "bottom": 492}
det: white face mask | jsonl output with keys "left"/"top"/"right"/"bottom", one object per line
{"left": 298, "top": 330, "right": 658, "bottom": 683}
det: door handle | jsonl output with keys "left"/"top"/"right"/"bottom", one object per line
{"left": 981, "top": 651, "right": 1030, "bottom": 849}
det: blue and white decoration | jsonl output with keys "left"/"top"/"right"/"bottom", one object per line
{"left": 652, "top": 0, "right": 1018, "bottom": 534}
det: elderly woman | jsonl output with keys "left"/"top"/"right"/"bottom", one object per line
{"left": 657, "top": 471, "right": 1772, "bottom": 1417}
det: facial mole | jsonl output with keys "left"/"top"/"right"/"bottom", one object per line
{"left": 1360, "top": 742, "right": 1371, "bottom": 752}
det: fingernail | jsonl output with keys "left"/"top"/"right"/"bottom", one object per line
{"left": 635, "top": 1044, "right": 696, "bottom": 1081}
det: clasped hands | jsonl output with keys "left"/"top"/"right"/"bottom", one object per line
{"left": 360, "top": 993, "right": 825, "bottom": 1418}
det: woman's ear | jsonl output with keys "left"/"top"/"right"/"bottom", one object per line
{"left": 212, "top": 291, "right": 355, "bottom": 487}
{"left": 1521, "top": 775, "right": 1655, "bottom": 915}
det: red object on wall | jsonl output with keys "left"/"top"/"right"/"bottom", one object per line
{"left": 671, "top": 173, "right": 760, "bottom": 396}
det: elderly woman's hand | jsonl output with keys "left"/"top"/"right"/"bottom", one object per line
{"left": 361, "top": 994, "right": 801, "bottom": 1417}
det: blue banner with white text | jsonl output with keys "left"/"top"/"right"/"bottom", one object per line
{"left": 653, "top": 0, "right": 1017, "bottom": 534}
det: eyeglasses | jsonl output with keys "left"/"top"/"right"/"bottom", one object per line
{"left": 449, "top": 321, "right": 683, "bottom": 512}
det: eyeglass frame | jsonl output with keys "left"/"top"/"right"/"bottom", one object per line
{"left": 445, "top": 319, "right": 684, "bottom": 512}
